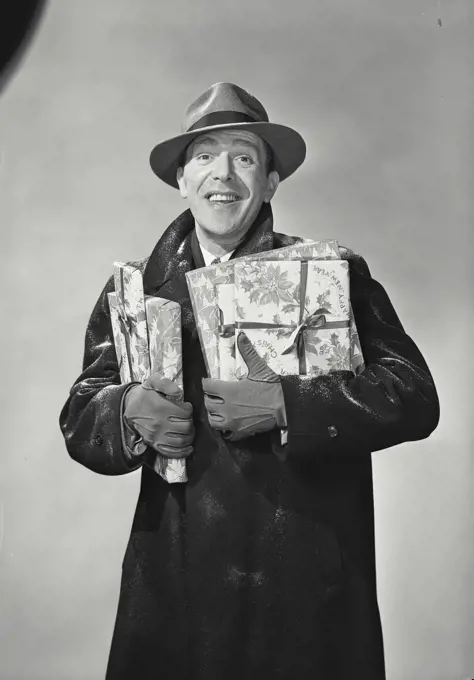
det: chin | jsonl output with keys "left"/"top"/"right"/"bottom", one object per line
{"left": 203, "top": 221, "right": 244, "bottom": 237}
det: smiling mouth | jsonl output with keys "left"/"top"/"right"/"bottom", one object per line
{"left": 205, "top": 192, "right": 242, "bottom": 204}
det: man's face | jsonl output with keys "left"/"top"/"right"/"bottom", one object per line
{"left": 176, "top": 129, "right": 279, "bottom": 244}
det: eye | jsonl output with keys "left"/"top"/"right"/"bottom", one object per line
{"left": 235, "top": 155, "right": 254, "bottom": 167}
{"left": 196, "top": 153, "right": 213, "bottom": 163}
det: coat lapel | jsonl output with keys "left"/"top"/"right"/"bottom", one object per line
{"left": 142, "top": 209, "right": 195, "bottom": 297}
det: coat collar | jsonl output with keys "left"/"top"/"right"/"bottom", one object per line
{"left": 143, "top": 202, "right": 276, "bottom": 295}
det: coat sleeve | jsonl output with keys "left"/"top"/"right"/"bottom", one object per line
{"left": 279, "top": 251, "right": 440, "bottom": 460}
{"left": 59, "top": 276, "right": 145, "bottom": 475}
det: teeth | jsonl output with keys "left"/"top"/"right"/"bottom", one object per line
{"left": 208, "top": 194, "right": 238, "bottom": 202}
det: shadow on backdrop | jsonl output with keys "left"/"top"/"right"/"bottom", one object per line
{"left": 0, "top": 0, "right": 48, "bottom": 95}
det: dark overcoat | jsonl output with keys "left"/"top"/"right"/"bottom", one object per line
{"left": 60, "top": 204, "right": 439, "bottom": 680}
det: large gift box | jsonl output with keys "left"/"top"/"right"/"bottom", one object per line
{"left": 233, "top": 259, "right": 352, "bottom": 377}
{"left": 186, "top": 239, "right": 364, "bottom": 379}
{"left": 108, "top": 262, "right": 187, "bottom": 484}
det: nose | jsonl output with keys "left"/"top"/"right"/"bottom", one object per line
{"left": 211, "top": 152, "right": 233, "bottom": 181}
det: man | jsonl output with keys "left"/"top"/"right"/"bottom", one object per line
{"left": 60, "top": 82, "right": 440, "bottom": 680}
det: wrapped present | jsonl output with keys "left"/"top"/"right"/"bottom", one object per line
{"left": 107, "top": 262, "right": 187, "bottom": 484}
{"left": 112, "top": 262, "right": 150, "bottom": 381}
{"left": 143, "top": 295, "right": 186, "bottom": 484}
{"left": 233, "top": 259, "right": 352, "bottom": 377}
{"left": 186, "top": 239, "right": 343, "bottom": 379}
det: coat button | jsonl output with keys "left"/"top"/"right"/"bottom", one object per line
{"left": 94, "top": 433, "right": 103, "bottom": 446}
{"left": 328, "top": 425, "right": 338, "bottom": 438}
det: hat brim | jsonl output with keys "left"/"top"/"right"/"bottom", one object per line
{"left": 149, "top": 121, "right": 306, "bottom": 188}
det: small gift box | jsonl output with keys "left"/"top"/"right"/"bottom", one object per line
{"left": 186, "top": 239, "right": 343, "bottom": 379}
{"left": 233, "top": 259, "right": 352, "bottom": 377}
{"left": 108, "top": 262, "right": 187, "bottom": 484}
{"left": 111, "top": 262, "right": 150, "bottom": 381}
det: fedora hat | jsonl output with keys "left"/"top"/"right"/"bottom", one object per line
{"left": 149, "top": 82, "right": 306, "bottom": 188}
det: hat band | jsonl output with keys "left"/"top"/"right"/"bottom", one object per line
{"left": 187, "top": 111, "right": 259, "bottom": 132}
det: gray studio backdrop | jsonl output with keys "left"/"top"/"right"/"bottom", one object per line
{"left": 1, "top": 1, "right": 472, "bottom": 679}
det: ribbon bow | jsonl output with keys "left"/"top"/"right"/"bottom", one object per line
{"left": 281, "top": 307, "right": 330, "bottom": 357}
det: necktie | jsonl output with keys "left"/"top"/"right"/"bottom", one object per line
{"left": 210, "top": 258, "right": 221, "bottom": 265}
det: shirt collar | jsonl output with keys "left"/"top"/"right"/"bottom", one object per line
{"left": 199, "top": 242, "right": 235, "bottom": 266}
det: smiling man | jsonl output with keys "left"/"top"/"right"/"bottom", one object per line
{"left": 60, "top": 82, "right": 440, "bottom": 680}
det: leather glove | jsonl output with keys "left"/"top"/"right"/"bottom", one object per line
{"left": 124, "top": 375, "right": 195, "bottom": 458}
{"left": 202, "top": 332, "right": 287, "bottom": 442}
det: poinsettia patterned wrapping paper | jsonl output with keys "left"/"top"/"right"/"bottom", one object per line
{"left": 185, "top": 239, "right": 343, "bottom": 379}
{"left": 234, "top": 259, "right": 352, "bottom": 377}
{"left": 108, "top": 262, "right": 187, "bottom": 484}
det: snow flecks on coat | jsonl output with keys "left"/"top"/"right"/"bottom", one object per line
{"left": 197, "top": 490, "right": 228, "bottom": 525}
{"left": 225, "top": 566, "right": 266, "bottom": 588}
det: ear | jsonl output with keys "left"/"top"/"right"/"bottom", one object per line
{"left": 176, "top": 167, "right": 187, "bottom": 198}
{"left": 263, "top": 170, "right": 280, "bottom": 204}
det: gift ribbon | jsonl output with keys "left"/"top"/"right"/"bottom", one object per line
{"left": 218, "top": 306, "right": 235, "bottom": 339}
{"left": 224, "top": 261, "right": 350, "bottom": 375}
